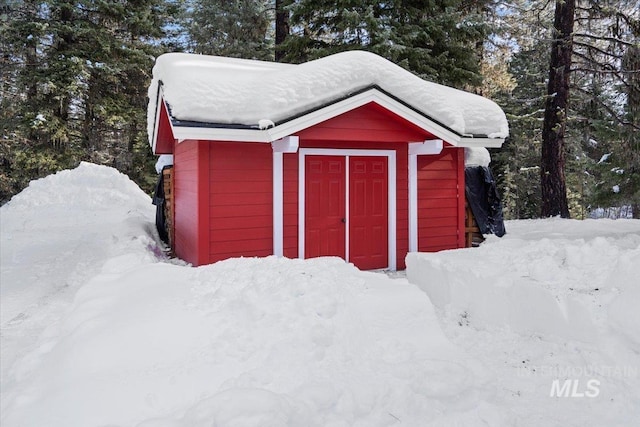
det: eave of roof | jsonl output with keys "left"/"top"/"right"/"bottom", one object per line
{"left": 157, "top": 86, "right": 504, "bottom": 148}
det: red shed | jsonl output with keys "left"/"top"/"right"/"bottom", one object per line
{"left": 148, "top": 51, "right": 508, "bottom": 270}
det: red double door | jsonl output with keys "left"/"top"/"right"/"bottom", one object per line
{"left": 305, "top": 155, "right": 388, "bottom": 270}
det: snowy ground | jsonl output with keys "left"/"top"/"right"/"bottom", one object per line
{"left": 1, "top": 163, "right": 639, "bottom": 426}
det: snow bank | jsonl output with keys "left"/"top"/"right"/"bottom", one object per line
{"left": 2, "top": 163, "right": 495, "bottom": 426}
{"left": 147, "top": 51, "right": 509, "bottom": 142}
{"left": 406, "top": 218, "right": 640, "bottom": 344}
{"left": 3, "top": 257, "right": 493, "bottom": 427}
{"left": 407, "top": 218, "right": 640, "bottom": 425}
{"left": 0, "top": 163, "right": 158, "bottom": 388}
{"left": 3, "top": 164, "right": 639, "bottom": 426}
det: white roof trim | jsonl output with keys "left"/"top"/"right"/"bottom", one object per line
{"left": 169, "top": 88, "right": 504, "bottom": 148}
{"left": 151, "top": 85, "right": 178, "bottom": 153}
{"left": 151, "top": 86, "right": 163, "bottom": 153}
{"left": 458, "top": 137, "right": 505, "bottom": 148}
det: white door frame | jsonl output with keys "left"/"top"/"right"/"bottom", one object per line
{"left": 298, "top": 148, "right": 396, "bottom": 271}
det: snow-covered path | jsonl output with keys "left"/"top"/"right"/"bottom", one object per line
{"left": 1, "top": 163, "right": 639, "bottom": 426}
{"left": 1, "top": 164, "right": 159, "bottom": 389}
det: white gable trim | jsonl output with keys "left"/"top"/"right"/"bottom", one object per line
{"left": 151, "top": 86, "right": 178, "bottom": 154}
{"left": 169, "top": 89, "right": 505, "bottom": 148}
{"left": 151, "top": 87, "right": 164, "bottom": 154}
{"left": 458, "top": 137, "right": 504, "bottom": 148}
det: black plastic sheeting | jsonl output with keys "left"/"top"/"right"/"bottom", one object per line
{"left": 465, "top": 166, "right": 506, "bottom": 237}
{"left": 152, "top": 166, "right": 170, "bottom": 244}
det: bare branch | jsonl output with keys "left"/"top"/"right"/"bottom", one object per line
{"left": 573, "top": 41, "right": 625, "bottom": 59}
{"left": 573, "top": 33, "right": 636, "bottom": 48}
{"left": 570, "top": 67, "right": 640, "bottom": 75}
{"left": 571, "top": 50, "right": 619, "bottom": 71}
{"left": 507, "top": 109, "right": 546, "bottom": 120}
{"left": 573, "top": 86, "right": 640, "bottom": 131}
{"left": 570, "top": 52, "right": 633, "bottom": 89}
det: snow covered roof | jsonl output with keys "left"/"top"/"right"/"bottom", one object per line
{"left": 147, "top": 51, "right": 508, "bottom": 149}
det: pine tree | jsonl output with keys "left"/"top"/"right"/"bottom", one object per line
{"left": 281, "top": 0, "right": 490, "bottom": 88}
{"left": 275, "top": 0, "right": 292, "bottom": 61}
{"left": 570, "top": 2, "right": 640, "bottom": 217}
{"left": 385, "top": 0, "right": 491, "bottom": 87}
{"left": 540, "top": 0, "right": 575, "bottom": 218}
{"left": 0, "top": 0, "right": 178, "bottom": 204}
{"left": 489, "top": 0, "right": 638, "bottom": 219}
{"left": 622, "top": 46, "right": 640, "bottom": 217}
{"left": 185, "top": 0, "right": 273, "bottom": 60}
{"left": 486, "top": 1, "right": 553, "bottom": 219}
{"left": 492, "top": 46, "right": 549, "bottom": 219}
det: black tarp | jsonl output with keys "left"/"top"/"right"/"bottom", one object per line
{"left": 152, "top": 166, "right": 170, "bottom": 244}
{"left": 465, "top": 166, "right": 506, "bottom": 237}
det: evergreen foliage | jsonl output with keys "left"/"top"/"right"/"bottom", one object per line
{"left": 282, "top": 0, "right": 491, "bottom": 88}
{"left": 1, "top": 0, "right": 178, "bottom": 203}
{"left": 184, "top": 0, "right": 273, "bottom": 60}
{"left": 489, "top": 0, "right": 638, "bottom": 219}
{"left": 492, "top": 46, "right": 549, "bottom": 219}
{"left": 1, "top": 0, "right": 637, "bottom": 219}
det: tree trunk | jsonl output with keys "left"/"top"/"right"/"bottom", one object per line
{"left": 540, "top": 0, "right": 575, "bottom": 218}
{"left": 275, "top": 0, "right": 289, "bottom": 62}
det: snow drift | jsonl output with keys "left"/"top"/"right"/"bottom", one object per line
{"left": 406, "top": 219, "right": 640, "bottom": 344}
{"left": 1, "top": 163, "right": 492, "bottom": 426}
{"left": 2, "top": 163, "right": 639, "bottom": 426}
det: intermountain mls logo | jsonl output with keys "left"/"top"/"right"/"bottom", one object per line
{"left": 518, "top": 364, "right": 638, "bottom": 398}
{"left": 550, "top": 379, "right": 600, "bottom": 398}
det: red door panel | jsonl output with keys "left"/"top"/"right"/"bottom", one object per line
{"left": 349, "top": 157, "right": 388, "bottom": 270}
{"left": 305, "top": 156, "right": 346, "bottom": 259}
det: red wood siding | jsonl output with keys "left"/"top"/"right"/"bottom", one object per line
{"left": 172, "top": 102, "right": 465, "bottom": 270}
{"left": 208, "top": 142, "right": 273, "bottom": 263}
{"left": 417, "top": 147, "right": 464, "bottom": 252}
{"left": 173, "top": 139, "right": 203, "bottom": 265}
{"left": 283, "top": 153, "right": 299, "bottom": 259}
{"left": 296, "top": 102, "right": 435, "bottom": 143}
{"left": 154, "top": 99, "right": 175, "bottom": 154}
{"left": 456, "top": 146, "right": 466, "bottom": 248}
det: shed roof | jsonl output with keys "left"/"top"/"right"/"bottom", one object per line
{"left": 147, "top": 51, "right": 508, "bottom": 147}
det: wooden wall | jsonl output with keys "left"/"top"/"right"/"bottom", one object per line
{"left": 173, "top": 139, "right": 203, "bottom": 265}
{"left": 416, "top": 147, "right": 465, "bottom": 252}
{"left": 208, "top": 142, "right": 273, "bottom": 263}
{"left": 172, "top": 102, "right": 466, "bottom": 269}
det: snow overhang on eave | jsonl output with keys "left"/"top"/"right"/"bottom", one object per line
{"left": 168, "top": 87, "right": 505, "bottom": 148}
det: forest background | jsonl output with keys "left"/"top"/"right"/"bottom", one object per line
{"left": 1, "top": 0, "right": 638, "bottom": 219}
